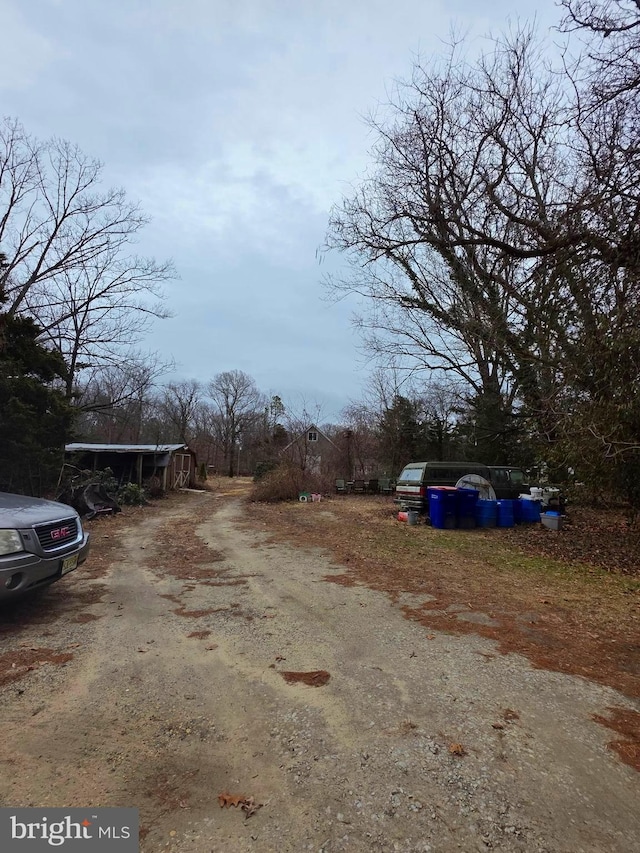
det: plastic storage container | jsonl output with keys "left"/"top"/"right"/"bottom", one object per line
{"left": 475, "top": 499, "right": 497, "bottom": 528}
{"left": 513, "top": 498, "right": 524, "bottom": 524}
{"left": 519, "top": 497, "right": 541, "bottom": 523}
{"left": 455, "top": 488, "right": 479, "bottom": 529}
{"left": 428, "top": 487, "right": 457, "bottom": 529}
{"left": 496, "top": 499, "right": 515, "bottom": 528}
{"left": 541, "top": 511, "right": 563, "bottom": 531}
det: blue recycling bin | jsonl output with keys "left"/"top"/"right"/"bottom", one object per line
{"left": 455, "top": 488, "right": 479, "bottom": 528}
{"left": 428, "top": 487, "right": 457, "bottom": 529}
{"left": 475, "top": 499, "right": 497, "bottom": 528}
{"left": 519, "top": 498, "right": 541, "bottom": 523}
{"left": 497, "top": 499, "right": 515, "bottom": 528}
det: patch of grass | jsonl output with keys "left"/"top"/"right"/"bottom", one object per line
{"left": 244, "top": 495, "right": 640, "bottom": 699}
{"left": 431, "top": 527, "right": 640, "bottom": 592}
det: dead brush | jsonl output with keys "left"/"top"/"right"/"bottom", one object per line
{"left": 250, "top": 463, "right": 334, "bottom": 503}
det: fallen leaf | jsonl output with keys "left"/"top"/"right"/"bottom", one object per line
{"left": 491, "top": 723, "right": 505, "bottom": 730}
{"left": 449, "top": 743, "right": 466, "bottom": 756}
{"left": 218, "top": 793, "right": 246, "bottom": 808}
{"left": 218, "top": 792, "right": 264, "bottom": 818}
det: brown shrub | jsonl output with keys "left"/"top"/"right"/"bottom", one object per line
{"left": 250, "top": 463, "right": 334, "bottom": 503}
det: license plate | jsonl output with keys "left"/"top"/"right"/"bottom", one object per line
{"left": 61, "top": 554, "right": 78, "bottom": 575}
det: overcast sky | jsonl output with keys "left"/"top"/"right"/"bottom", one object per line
{"left": 1, "top": 0, "right": 560, "bottom": 420}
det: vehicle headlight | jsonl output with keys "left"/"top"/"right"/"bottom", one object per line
{"left": 0, "top": 529, "right": 23, "bottom": 556}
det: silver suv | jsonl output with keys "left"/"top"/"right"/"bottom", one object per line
{"left": 0, "top": 492, "right": 90, "bottom": 600}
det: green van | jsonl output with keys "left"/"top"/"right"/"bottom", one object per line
{"left": 394, "top": 461, "right": 527, "bottom": 512}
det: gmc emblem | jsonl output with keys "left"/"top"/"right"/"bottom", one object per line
{"left": 50, "top": 526, "right": 70, "bottom": 540}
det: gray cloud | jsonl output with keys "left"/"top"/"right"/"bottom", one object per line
{"left": 0, "top": 0, "right": 559, "bottom": 419}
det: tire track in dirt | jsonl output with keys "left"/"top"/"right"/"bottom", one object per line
{"left": 1, "top": 490, "right": 639, "bottom": 853}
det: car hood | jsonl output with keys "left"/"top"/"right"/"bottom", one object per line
{"left": 0, "top": 492, "right": 78, "bottom": 527}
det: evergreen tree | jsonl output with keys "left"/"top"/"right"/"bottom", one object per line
{"left": 378, "top": 395, "right": 425, "bottom": 475}
{"left": 0, "top": 255, "right": 74, "bottom": 494}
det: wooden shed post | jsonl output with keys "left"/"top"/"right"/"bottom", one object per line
{"left": 136, "top": 453, "right": 143, "bottom": 486}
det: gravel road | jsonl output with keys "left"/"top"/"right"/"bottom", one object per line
{"left": 0, "top": 489, "right": 638, "bottom": 853}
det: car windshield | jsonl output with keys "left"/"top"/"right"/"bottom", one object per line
{"left": 399, "top": 468, "right": 423, "bottom": 482}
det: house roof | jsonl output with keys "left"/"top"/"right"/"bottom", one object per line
{"left": 280, "top": 424, "right": 338, "bottom": 454}
{"left": 65, "top": 443, "right": 192, "bottom": 454}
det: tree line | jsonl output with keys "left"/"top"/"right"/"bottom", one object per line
{"left": 72, "top": 366, "right": 533, "bottom": 486}
{"left": 75, "top": 371, "right": 283, "bottom": 480}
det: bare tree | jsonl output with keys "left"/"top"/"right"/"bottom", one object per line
{"left": 188, "top": 402, "right": 224, "bottom": 472}
{"left": 157, "top": 379, "right": 202, "bottom": 444}
{"left": 326, "top": 28, "right": 561, "bottom": 439}
{"left": 207, "top": 370, "right": 266, "bottom": 477}
{"left": 326, "top": 18, "right": 640, "bottom": 497}
{"left": 31, "top": 254, "right": 171, "bottom": 398}
{"left": 560, "top": 0, "right": 640, "bottom": 101}
{"left": 340, "top": 402, "right": 380, "bottom": 477}
{"left": 0, "top": 118, "right": 174, "bottom": 382}
{"left": 74, "top": 352, "right": 173, "bottom": 443}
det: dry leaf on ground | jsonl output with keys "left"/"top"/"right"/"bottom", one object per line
{"left": 218, "top": 792, "right": 264, "bottom": 818}
{"left": 218, "top": 793, "right": 246, "bottom": 808}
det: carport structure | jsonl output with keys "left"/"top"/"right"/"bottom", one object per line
{"left": 64, "top": 443, "right": 198, "bottom": 491}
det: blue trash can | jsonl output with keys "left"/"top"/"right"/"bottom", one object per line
{"left": 428, "top": 487, "right": 457, "bottom": 529}
{"left": 497, "top": 499, "right": 515, "bottom": 528}
{"left": 475, "top": 499, "right": 497, "bottom": 528}
{"left": 520, "top": 498, "right": 541, "bottom": 523}
{"left": 513, "top": 498, "right": 524, "bottom": 524}
{"left": 455, "top": 488, "right": 479, "bottom": 529}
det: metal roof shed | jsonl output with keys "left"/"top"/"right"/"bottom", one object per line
{"left": 65, "top": 443, "right": 198, "bottom": 491}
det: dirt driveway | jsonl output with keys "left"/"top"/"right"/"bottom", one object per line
{"left": 0, "top": 487, "right": 639, "bottom": 852}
